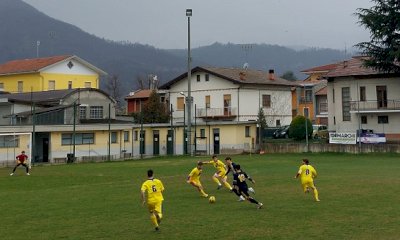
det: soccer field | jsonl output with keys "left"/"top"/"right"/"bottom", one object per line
{"left": 0, "top": 153, "right": 399, "bottom": 240}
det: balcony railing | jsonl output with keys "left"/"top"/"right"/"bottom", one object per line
{"left": 196, "top": 107, "right": 237, "bottom": 120}
{"left": 350, "top": 100, "right": 400, "bottom": 112}
{"left": 299, "top": 97, "right": 313, "bottom": 104}
{"left": 318, "top": 102, "right": 328, "bottom": 114}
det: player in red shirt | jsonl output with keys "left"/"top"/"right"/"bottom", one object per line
{"left": 10, "top": 150, "right": 30, "bottom": 176}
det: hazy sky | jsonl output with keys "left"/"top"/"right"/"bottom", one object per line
{"left": 23, "top": 0, "right": 373, "bottom": 50}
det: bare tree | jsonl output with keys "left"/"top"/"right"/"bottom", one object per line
{"left": 105, "top": 74, "right": 123, "bottom": 114}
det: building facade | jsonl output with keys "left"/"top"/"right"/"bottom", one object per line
{"left": 326, "top": 56, "right": 400, "bottom": 142}
{"left": 0, "top": 55, "right": 106, "bottom": 93}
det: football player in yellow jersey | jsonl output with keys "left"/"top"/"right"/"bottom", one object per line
{"left": 141, "top": 169, "right": 165, "bottom": 231}
{"left": 201, "top": 155, "right": 232, "bottom": 190}
{"left": 294, "top": 159, "right": 320, "bottom": 202}
{"left": 187, "top": 162, "right": 208, "bottom": 198}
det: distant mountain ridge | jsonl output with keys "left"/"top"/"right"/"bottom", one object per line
{"left": 1, "top": 0, "right": 349, "bottom": 101}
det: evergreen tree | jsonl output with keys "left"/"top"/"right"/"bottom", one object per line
{"left": 355, "top": 0, "right": 400, "bottom": 73}
{"left": 141, "top": 90, "right": 170, "bottom": 123}
{"left": 257, "top": 108, "right": 267, "bottom": 129}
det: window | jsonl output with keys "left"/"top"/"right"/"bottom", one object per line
{"left": 378, "top": 116, "right": 388, "bottom": 124}
{"left": 160, "top": 96, "right": 165, "bottom": 103}
{"left": 223, "top": 94, "right": 231, "bottom": 115}
{"left": 111, "top": 132, "right": 118, "bottom": 143}
{"left": 134, "top": 130, "right": 138, "bottom": 141}
{"left": 84, "top": 82, "right": 91, "bottom": 88}
{"left": 305, "top": 89, "right": 313, "bottom": 102}
{"left": 342, "top": 87, "right": 351, "bottom": 121}
{"left": 196, "top": 75, "right": 200, "bottom": 82}
{"left": 90, "top": 106, "right": 103, "bottom": 119}
{"left": 334, "top": 116, "right": 336, "bottom": 125}
{"left": 68, "top": 81, "right": 73, "bottom": 89}
{"left": 333, "top": 88, "right": 335, "bottom": 103}
{"left": 79, "top": 106, "right": 87, "bottom": 119}
{"left": 276, "top": 119, "right": 281, "bottom": 127}
{"left": 205, "top": 74, "right": 209, "bottom": 82}
{"left": 177, "top": 97, "right": 184, "bottom": 110}
{"left": 205, "top": 95, "right": 210, "bottom": 108}
{"left": 245, "top": 126, "right": 251, "bottom": 137}
{"left": 262, "top": 95, "right": 271, "bottom": 108}
{"left": 360, "top": 86, "right": 366, "bottom": 101}
{"left": 18, "top": 81, "right": 23, "bottom": 93}
{"left": 0, "top": 82, "right": 4, "bottom": 90}
{"left": 124, "top": 131, "right": 130, "bottom": 142}
{"left": 61, "top": 133, "right": 94, "bottom": 145}
{"left": 303, "top": 107, "right": 309, "bottom": 118}
{"left": 48, "top": 80, "right": 55, "bottom": 90}
{"left": 0, "top": 135, "right": 19, "bottom": 148}
{"left": 200, "top": 129, "right": 206, "bottom": 138}
{"left": 361, "top": 116, "right": 367, "bottom": 124}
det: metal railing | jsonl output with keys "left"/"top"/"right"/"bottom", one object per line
{"left": 299, "top": 97, "right": 313, "bottom": 104}
{"left": 196, "top": 107, "right": 237, "bottom": 118}
{"left": 350, "top": 100, "right": 400, "bottom": 111}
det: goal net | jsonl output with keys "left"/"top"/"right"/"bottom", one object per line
{"left": 0, "top": 132, "right": 32, "bottom": 168}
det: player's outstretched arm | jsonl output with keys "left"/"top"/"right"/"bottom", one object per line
{"left": 140, "top": 191, "right": 146, "bottom": 206}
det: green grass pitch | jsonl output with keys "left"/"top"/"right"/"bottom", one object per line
{"left": 0, "top": 153, "right": 399, "bottom": 240}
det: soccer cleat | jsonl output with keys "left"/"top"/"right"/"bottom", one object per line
{"left": 155, "top": 227, "right": 160, "bottom": 231}
{"left": 217, "top": 184, "right": 222, "bottom": 190}
{"left": 257, "top": 203, "right": 263, "bottom": 209}
{"left": 10, "top": 173, "right": 14, "bottom": 176}
{"left": 26, "top": 173, "right": 30, "bottom": 176}
{"left": 202, "top": 194, "right": 209, "bottom": 198}
{"left": 316, "top": 199, "right": 321, "bottom": 202}
{"left": 248, "top": 187, "right": 255, "bottom": 194}
{"left": 238, "top": 196, "right": 245, "bottom": 202}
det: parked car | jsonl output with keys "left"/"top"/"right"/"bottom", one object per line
{"left": 313, "top": 124, "right": 328, "bottom": 139}
{"left": 273, "top": 125, "right": 290, "bottom": 139}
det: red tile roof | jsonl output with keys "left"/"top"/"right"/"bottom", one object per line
{"left": 315, "top": 86, "right": 327, "bottom": 95}
{"left": 161, "top": 66, "right": 298, "bottom": 89}
{"left": 301, "top": 63, "right": 339, "bottom": 73}
{"left": 325, "top": 56, "right": 380, "bottom": 78}
{"left": 125, "top": 89, "right": 153, "bottom": 99}
{"left": 0, "top": 55, "right": 72, "bottom": 75}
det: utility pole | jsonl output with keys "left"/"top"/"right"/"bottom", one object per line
{"left": 186, "top": 9, "right": 193, "bottom": 156}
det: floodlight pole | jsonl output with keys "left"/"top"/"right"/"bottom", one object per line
{"left": 186, "top": 9, "right": 193, "bottom": 156}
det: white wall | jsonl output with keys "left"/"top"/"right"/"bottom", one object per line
{"left": 328, "top": 76, "right": 400, "bottom": 134}
{"left": 168, "top": 71, "right": 292, "bottom": 127}
{"left": 42, "top": 59, "right": 98, "bottom": 75}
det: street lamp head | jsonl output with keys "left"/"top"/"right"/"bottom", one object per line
{"left": 180, "top": 91, "right": 186, "bottom": 96}
{"left": 186, "top": 9, "right": 192, "bottom": 17}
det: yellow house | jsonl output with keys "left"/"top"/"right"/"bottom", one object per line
{"left": 0, "top": 55, "right": 106, "bottom": 93}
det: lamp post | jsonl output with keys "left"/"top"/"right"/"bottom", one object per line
{"left": 186, "top": 9, "right": 193, "bottom": 156}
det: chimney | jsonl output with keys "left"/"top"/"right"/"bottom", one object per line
{"left": 268, "top": 69, "right": 275, "bottom": 80}
{"left": 239, "top": 71, "right": 246, "bottom": 80}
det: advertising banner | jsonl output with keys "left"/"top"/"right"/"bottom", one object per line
{"left": 359, "top": 133, "right": 386, "bottom": 143}
{"left": 329, "top": 132, "right": 356, "bottom": 144}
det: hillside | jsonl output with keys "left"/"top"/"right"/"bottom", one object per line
{"left": 169, "top": 42, "right": 348, "bottom": 79}
{"left": 1, "top": 0, "right": 349, "bottom": 102}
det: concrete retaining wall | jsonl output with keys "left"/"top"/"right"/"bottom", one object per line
{"left": 263, "top": 143, "right": 400, "bottom": 153}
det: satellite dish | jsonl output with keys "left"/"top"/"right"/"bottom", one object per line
{"left": 243, "top": 62, "right": 249, "bottom": 69}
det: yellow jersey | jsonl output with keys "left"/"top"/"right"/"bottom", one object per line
{"left": 298, "top": 164, "right": 317, "bottom": 183}
{"left": 141, "top": 178, "right": 164, "bottom": 203}
{"left": 206, "top": 159, "right": 227, "bottom": 174}
{"left": 188, "top": 167, "right": 202, "bottom": 182}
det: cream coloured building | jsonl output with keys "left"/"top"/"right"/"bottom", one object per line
{"left": 326, "top": 56, "right": 400, "bottom": 142}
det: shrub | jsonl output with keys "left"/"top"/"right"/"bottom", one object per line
{"left": 289, "top": 115, "right": 312, "bottom": 140}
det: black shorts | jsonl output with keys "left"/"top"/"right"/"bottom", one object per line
{"left": 238, "top": 185, "right": 249, "bottom": 197}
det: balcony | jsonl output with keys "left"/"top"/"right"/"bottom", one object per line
{"left": 299, "top": 97, "right": 313, "bottom": 104}
{"left": 350, "top": 100, "right": 400, "bottom": 113}
{"left": 196, "top": 107, "right": 237, "bottom": 121}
